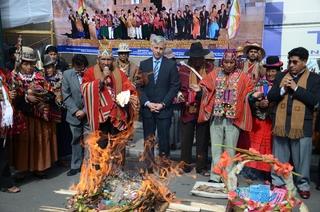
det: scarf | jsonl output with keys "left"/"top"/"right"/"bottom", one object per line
{"left": 273, "top": 69, "right": 309, "bottom": 139}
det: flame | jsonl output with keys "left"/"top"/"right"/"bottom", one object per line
{"left": 70, "top": 101, "right": 191, "bottom": 210}
{"left": 73, "top": 102, "right": 138, "bottom": 194}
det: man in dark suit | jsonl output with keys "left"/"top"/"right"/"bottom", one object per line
{"left": 62, "top": 54, "right": 90, "bottom": 176}
{"left": 268, "top": 47, "right": 320, "bottom": 199}
{"left": 139, "top": 35, "right": 180, "bottom": 162}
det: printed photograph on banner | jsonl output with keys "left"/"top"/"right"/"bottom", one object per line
{"left": 52, "top": 0, "right": 265, "bottom": 58}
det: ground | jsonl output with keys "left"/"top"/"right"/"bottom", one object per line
{"left": 0, "top": 122, "right": 319, "bottom": 212}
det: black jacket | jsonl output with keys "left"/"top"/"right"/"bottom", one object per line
{"left": 268, "top": 70, "right": 320, "bottom": 137}
{"left": 139, "top": 57, "right": 180, "bottom": 119}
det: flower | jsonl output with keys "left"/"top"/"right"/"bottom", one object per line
{"left": 273, "top": 161, "right": 293, "bottom": 179}
{"left": 228, "top": 191, "right": 237, "bottom": 201}
{"left": 212, "top": 151, "right": 232, "bottom": 181}
{"left": 220, "top": 151, "right": 232, "bottom": 167}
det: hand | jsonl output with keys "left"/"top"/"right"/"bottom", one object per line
{"left": 287, "top": 79, "right": 298, "bottom": 91}
{"left": 9, "top": 90, "right": 17, "bottom": 99}
{"left": 75, "top": 110, "right": 86, "bottom": 119}
{"left": 283, "top": 76, "right": 294, "bottom": 89}
{"left": 26, "top": 94, "right": 41, "bottom": 104}
{"left": 177, "top": 92, "right": 185, "bottom": 103}
{"left": 103, "top": 66, "right": 110, "bottom": 76}
{"left": 189, "top": 84, "right": 201, "bottom": 92}
{"left": 259, "top": 99, "right": 269, "bottom": 108}
{"left": 146, "top": 102, "right": 158, "bottom": 112}
{"left": 153, "top": 103, "right": 164, "bottom": 112}
{"left": 252, "top": 91, "right": 263, "bottom": 100}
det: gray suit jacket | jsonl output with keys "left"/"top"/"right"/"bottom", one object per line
{"left": 62, "top": 68, "right": 86, "bottom": 126}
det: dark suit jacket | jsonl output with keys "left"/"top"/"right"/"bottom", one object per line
{"left": 139, "top": 57, "right": 180, "bottom": 119}
{"left": 62, "top": 68, "right": 86, "bottom": 126}
{"left": 268, "top": 70, "right": 320, "bottom": 137}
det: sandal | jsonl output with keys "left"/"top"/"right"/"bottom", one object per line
{"left": 3, "top": 186, "right": 21, "bottom": 193}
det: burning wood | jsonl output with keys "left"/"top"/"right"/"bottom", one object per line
{"left": 67, "top": 101, "right": 187, "bottom": 211}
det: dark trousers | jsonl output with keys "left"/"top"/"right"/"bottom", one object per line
{"left": 180, "top": 120, "right": 210, "bottom": 172}
{"left": 0, "top": 138, "right": 14, "bottom": 189}
{"left": 142, "top": 116, "right": 172, "bottom": 157}
{"left": 200, "top": 24, "right": 207, "bottom": 39}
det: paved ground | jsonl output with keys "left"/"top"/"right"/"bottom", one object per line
{"left": 1, "top": 122, "right": 320, "bottom": 212}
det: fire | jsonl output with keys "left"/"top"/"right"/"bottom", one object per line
{"left": 72, "top": 104, "right": 137, "bottom": 194}
{"left": 69, "top": 102, "right": 190, "bottom": 211}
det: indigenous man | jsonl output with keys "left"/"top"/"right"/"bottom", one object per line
{"left": 81, "top": 44, "right": 139, "bottom": 135}
{"left": 179, "top": 42, "right": 212, "bottom": 175}
{"left": 116, "top": 43, "right": 139, "bottom": 83}
{"left": 238, "top": 42, "right": 266, "bottom": 151}
{"left": 194, "top": 49, "right": 255, "bottom": 183}
{"left": 268, "top": 47, "right": 320, "bottom": 199}
{"left": 242, "top": 42, "right": 266, "bottom": 84}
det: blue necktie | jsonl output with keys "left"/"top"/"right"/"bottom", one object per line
{"left": 153, "top": 60, "right": 160, "bottom": 83}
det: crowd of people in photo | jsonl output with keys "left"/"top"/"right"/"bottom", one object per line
{"left": 66, "top": 1, "right": 233, "bottom": 40}
{"left": 1, "top": 32, "right": 320, "bottom": 202}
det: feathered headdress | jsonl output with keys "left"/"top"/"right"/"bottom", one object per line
{"left": 98, "top": 39, "right": 113, "bottom": 57}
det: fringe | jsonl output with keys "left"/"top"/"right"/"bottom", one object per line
{"left": 272, "top": 126, "right": 286, "bottom": 137}
{"left": 288, "top": 128, "right": 304, "bottom": 139}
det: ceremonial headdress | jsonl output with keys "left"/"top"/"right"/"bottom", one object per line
{"left": 98, "top": 40, "right": 113, "bottom": 57}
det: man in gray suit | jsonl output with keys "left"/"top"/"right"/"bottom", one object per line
{"left": 62, "top": 54, "right": 90, "bottom": 176}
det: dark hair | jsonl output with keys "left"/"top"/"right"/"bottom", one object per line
{"left": 288, "top": 47, "right": 309, "bottom": 61}
{"left": 72, "top": 54, "right": 89, "bottom": 67}
{"left": 45, "top": 45, "right": 58, "bottom": 54}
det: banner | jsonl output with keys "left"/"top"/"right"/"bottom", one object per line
{"left": 53, "top": 0, "right": 265, "bottom": 58}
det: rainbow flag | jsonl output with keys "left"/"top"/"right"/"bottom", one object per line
{"left": 77, "top": 0, "right": 85, "bottom": 14}
{"left": 227, "top": 0, "right": 241, "bottom": 39}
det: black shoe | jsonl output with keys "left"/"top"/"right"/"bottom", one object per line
{"left": 208, "top": 179, "right": 221, "bottom": 183}
{"left": 67, "top": 168, "right": 80, "bottom": 176}
{"left": 33, "top": 171, "right": 48, "bottom": 179}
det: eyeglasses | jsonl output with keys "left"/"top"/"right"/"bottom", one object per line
{"left": 288, "top": 60, "right": 299, "bottom": 65}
